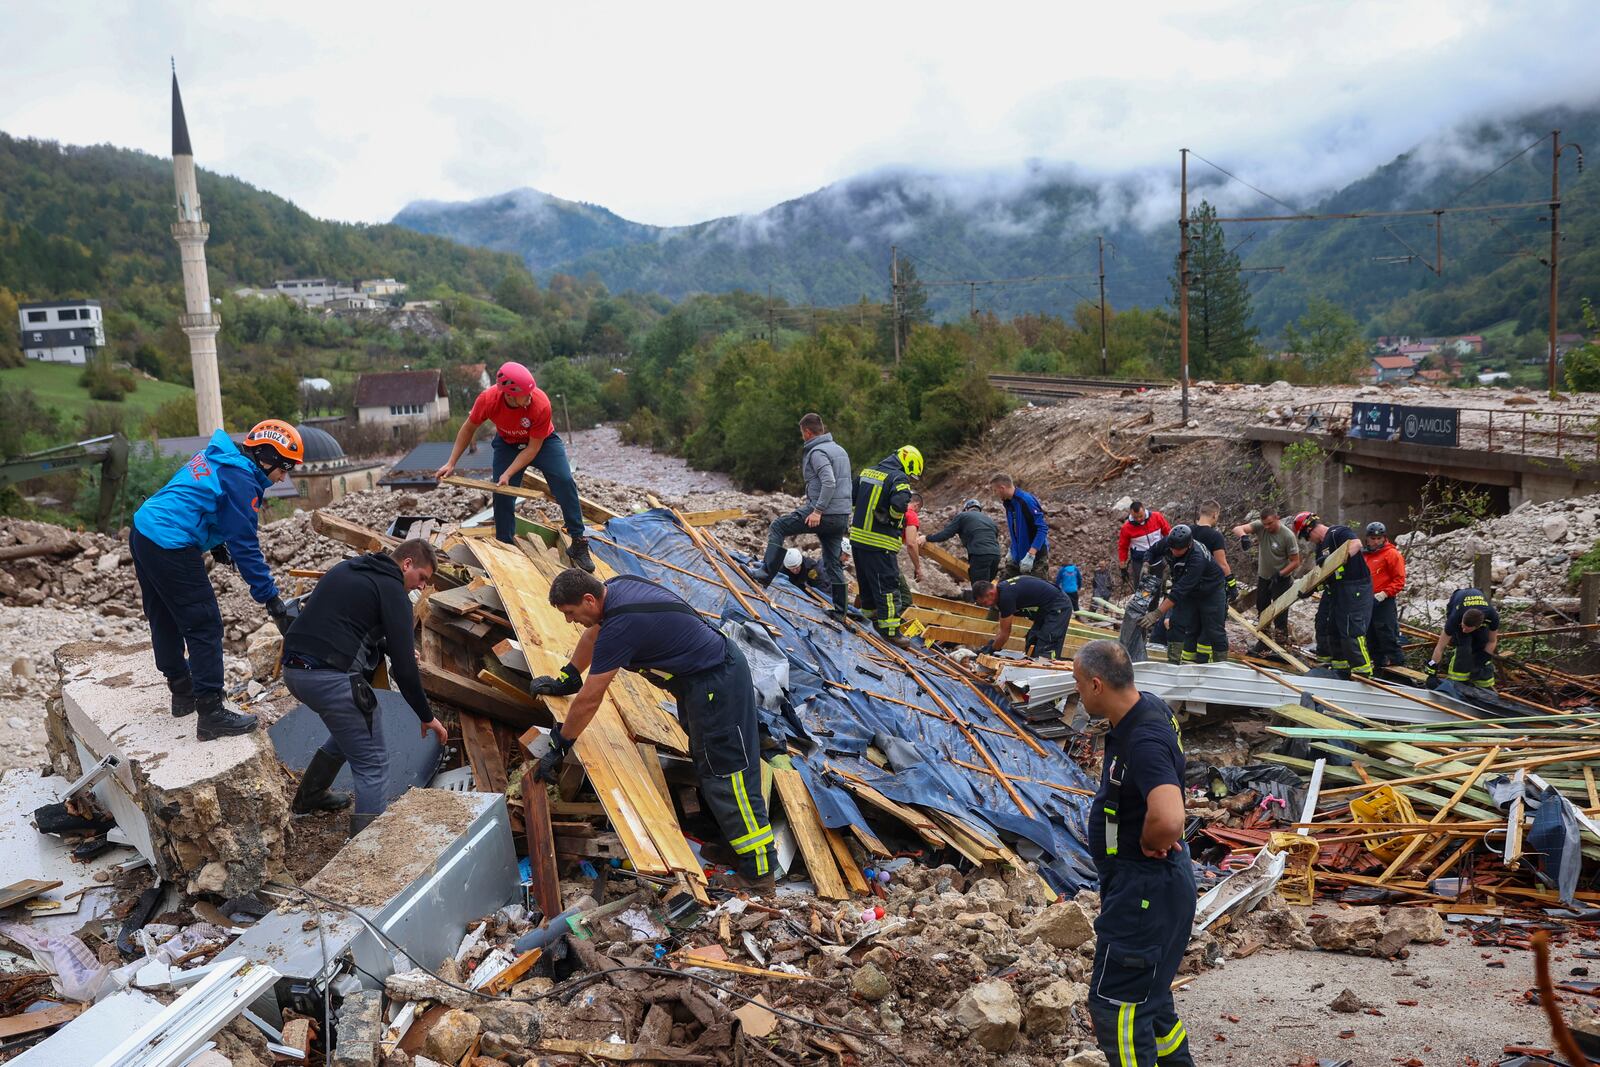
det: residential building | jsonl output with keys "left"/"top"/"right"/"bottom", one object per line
{"left": 1397, "top": 343, "right": 1438, "bottom": 360}
{"left": 1478, "top": 371, "right": 1511, "bottom": 385}
{"left": 272, "top": 278, "right": 357, "bottom": 306}
{"left": 402, "top": 299, "right": 442, "bottom": 311}
{"left": 354, "top": 369, "right": 450, "bottom": 431}
{"left": 1414, "top": 368, "right": 1454, "bottom": 384}
{"left": 1371, "top": 354, "right": 1417, "bottom": 383}
{"left": 1450, "top": 335, "right": 1485, "bottom": 355}
{"left": 324, "top": 294, "right": 381, "bottom": 312}
{"left": 18, "top": 300, "right": 106, "bottom": 364}
{"left": 359, "top": 278, "right": 407, "bottom": 297}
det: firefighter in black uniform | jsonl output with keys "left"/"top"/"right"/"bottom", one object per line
{"left": 971, "top": 576, "right": 1074, "bottom": 659}
{"left": 1073, "top": 639, "right": 1195, "bottom": 1067}
{"left": 849, "top": 446, "right": 923, "bottom": 644}
{"left": 530, "top": 569, "right": 775, "bottom": 890}
{"left": 1139, "top": 525, "right": 1228, "bottom": 664}
{"left": 1294, "top": 513, "right": 1374, "bottom": 679}
{"left": 1428, "top": 587, "right": 1499, "bottom": 690}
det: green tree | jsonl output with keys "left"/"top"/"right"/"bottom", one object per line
{"left": 0, "top": 286, "right": 20, "bottom": 369}
{"left": 1564, "top": 299, "right": 1600, "bottom": 393}
{"left": 1282, "top": 297, "right": 1369, "bottom": 384}
{"left": 1172, "top": 201, "right": 1258, "bottom": 377}
{"left": 141, "top": 396, "right": 199, "bottom": 438}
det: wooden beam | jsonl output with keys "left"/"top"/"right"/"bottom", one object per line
{"left": 1227, "top": 605, "right": 1310, "bottom": 672}
{"left": 772, "top": 765, "right": 850, "bottom": 899}
{"left": 459, "top": 711, "right": 510, "bottom": 794}
{"left": 1376, "top": 747, "right": 1500, "bottom": 883}
{"left": 1256, "top": 538, "right": 1355, "bottom": 631}
{"left": 680, "top": 508, "right": 747, "bottom": 527}
{"left": 418, "top": 661, "right": 542, "bottom": 729}
{"left": 442, "top": 474, "right": 621, "bottom": 525}
{"left": 920, "top": 541, "right": 970, "bottom": 583}
{"left": 311, "top": 510, "right": 397, "bottom": 553}
{"left": 522, "top": 779, "right": 562, "bottom": 922}
{"left": 0, "top": 1003, "right": 84, "bottom": 1039}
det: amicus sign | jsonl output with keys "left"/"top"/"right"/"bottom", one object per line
{"left": 1349, "top": 403, "right": 1459, "bottom": 447}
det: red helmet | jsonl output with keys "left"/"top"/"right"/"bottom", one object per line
{"left": 1291, "top": 511, "right": 1318, "bottom": 537}
{"left": 495, "top": 361, "right": 536, "bottom": 395}
{"left": 243, "top": 419, "right": 304, "bottom": 469}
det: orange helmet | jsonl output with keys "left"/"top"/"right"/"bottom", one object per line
{"left": 244, "top": 419, "right": 304, "bottom": 469}
{"left": 1291, "top": 511, "right": 1318, "bottom": 537}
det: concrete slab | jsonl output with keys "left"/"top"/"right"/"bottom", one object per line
{"left": 53, "top": 642, "right": 291, "bottom": 897}
{"left": 0, "top": 770, "right": 136, "bottom": 935}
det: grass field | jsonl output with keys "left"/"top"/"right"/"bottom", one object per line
{"left": 2, "top": 361, "right": 194, "bottom": 431}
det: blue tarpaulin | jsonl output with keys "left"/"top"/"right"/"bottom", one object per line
{"left": 590, "top": 510, "right": 1099, "bottom": 893}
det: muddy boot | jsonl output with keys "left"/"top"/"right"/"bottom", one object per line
{"left": 291, "top": 749, "right": 352, "bottom": 815}
{"left": 566, "top": 536, "right": 596, "bottom": 573}
{"left": 194, "top": 690, "right": 258, "bottom": 741}
{"left": 168, "top": 675, "right": 197, "bottom": 718}
{"left": 349, "top": 812, "right": 379, "bottom": 838}
{"left": 711, "top": 869, "right": 776, "bottom": 894}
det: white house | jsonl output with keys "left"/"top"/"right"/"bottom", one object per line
{"left": 353, "top": 369, "right": 450, "bottom": 433}
{"left": 273, "top": 278, "right": 356, "bottom": 306}
{"left": 359, "top": 278, "right": 407, "bottom": 297}
{"left": 18, "top": 300, "right": 106, "bottom": 364}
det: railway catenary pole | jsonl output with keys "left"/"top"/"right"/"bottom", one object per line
{"left": 1178, "top": 149, "right": 1190, "bottom": 424}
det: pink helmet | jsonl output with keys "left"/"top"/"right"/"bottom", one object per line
{"left": 495, "top": 361, "right": 536, "bottom": 395}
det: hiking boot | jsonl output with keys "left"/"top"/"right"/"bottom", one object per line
{"left": 884, "top": 634, "right": 915, "bottom": 650}
{"left": 168, "top": 676, "right": 197, "bottom": 718}
{"left": 566, "top": 536, "right": 596, "bottom": 573}
{"left": 291, "top": 749, "right": 352, "bottom": 815}
{"left": 711, "top": 869, "right": 776, "bottom": 894}
{"left": 194, "top": 690, "right": 258, "bottom": 741}
{"left": 349, "top": 812, "right": 379, "bottom": 838}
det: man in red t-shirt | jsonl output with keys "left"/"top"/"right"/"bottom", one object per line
{"left": 436, "top": 361, "right": 594, "bottom": 571}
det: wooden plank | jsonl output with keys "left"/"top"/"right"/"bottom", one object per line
{"left": 920, "top": 541, "right": 970, "bottom": 582}
{"left": 825, "top": 827, "right": 871, "bottom": 894}
{"left": 0, "top": 879, "right": 63, "bottom": 910}
{"left": 1504, "top": 768, "right": 1527, "bottom": 865}
{"left": 0, "top": 1002, "right": 83, "bottom": 1039}
{"left": 924, "top": 624, "right": 1029, "bottom": 651}
{"left": 417, "top": 662, "right": 540, "bottom": 728}
{"left": 459, "top": 712, "right": 510, "bottom": 794}
{"left": 671, "top": 947, "right": 812, "bottom": 981}
{"left": 680, "top": 508, "right": 747, "bottom": 527}
{"left": 442, "top": 474, "right": 621, "bottom": 525}
{"left": 1376, "top": 747, "right": 1500, "bottom": 883}
{"left": 523, "top": 779, "right": 563, "bottom": 921}
{"left": 1228, "top": 605, "right": 1310, "bottom": 672}
{"left": 637, "top": 743, "right": 674, "bottom": 810}
{"left": 827, "top": 768, "right": 949, "bottom": 848}
{"left": 772, "top": 765, "right": 851, "bottom": 899}
{"left": 908, "top": 607, "right": 1030, "bottom": 634}
{"left": 311, "top": 510, "right": 397, "bottom": 552}
{"left": 1256, "top": 538, "right": 1356, "bottom": 631}
{"left": 485, "top": 948, "right": 543, "bottom": 995}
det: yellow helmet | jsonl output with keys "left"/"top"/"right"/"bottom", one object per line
{"left": 897, "top": 445, "right": 924, "bottom": 479}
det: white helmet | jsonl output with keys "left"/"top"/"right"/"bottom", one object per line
{"left": 783, "top": 547, "right": 803, "bottom": 571}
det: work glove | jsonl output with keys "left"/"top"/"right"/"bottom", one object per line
{"left": 266, "top": 596, "right": 296, "bottom": 636}
{"left": 976, "top": 641, "right": 995, "bottom": 656}
{"left": 1120, "top": 564, "right": 1130, "bottom": 582}
{"left": 1423, "top": 660, "right": 1442, "bottom": 690}
{"left": 1225, "top": 576, "right": 1239, "bottom": 604}
{"left": 211, "top": 544, "right": 233, "bottom": 568}
{"left": 529, "top": 723, "right": 575, "bottom": 782}
{"left": 1019, "top": 551, "right": 1036, "bottom": 574}
{"left": 1138, "top": 612, "right": 1161, "bottom": 633}
{"left": 1374, "top": 591, "right": 1388, "bottom": 602}
{"left": 1239, "top": 533, "right": 1254, "bottom": 553}
{"left": 529, "top": 661, "right": 584, "bottom": 698}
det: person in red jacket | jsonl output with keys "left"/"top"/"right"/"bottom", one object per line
{"left": 1117, "top": 501, "right": 1171, "bottom": 588}
{"left": 1362, "top": 522, "right": 1407, "bottom": 667}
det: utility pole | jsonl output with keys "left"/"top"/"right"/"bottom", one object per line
{"left": 1178, "top": 149, "right": 1190, "bottom": 423}
{"left": 766, "top": 283, "right": 774, "bottom": 342}
{"left": 890, "top": 245, "right": 902, "bottom": 365}
{"left": 1097, "top": 235, "right": 1109, "bottom": 375}
{"left": 969, "top": 282, "right": 977, "bottom": 320}
{"left": 1549, "top": 129, "right": 1585, "bottom": 396}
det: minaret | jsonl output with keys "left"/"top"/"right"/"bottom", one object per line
{"left": 171, "top": 66, "right": 225, "bottom": 435}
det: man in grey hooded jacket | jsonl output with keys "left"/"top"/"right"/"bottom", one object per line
{"left": 756, "top": 413, "right": 852, "bottom": 611}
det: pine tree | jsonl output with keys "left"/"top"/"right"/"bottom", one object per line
{"left": 1171, "top": 201, "right": 1259, "bottom": 377}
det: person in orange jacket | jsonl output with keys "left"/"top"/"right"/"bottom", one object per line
{"left": 1362, "top": 522, "right": 1407, "bottom": 667}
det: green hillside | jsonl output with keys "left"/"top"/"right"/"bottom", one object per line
{"left": 0, "top": 361, "right": 192, "bottom": 427}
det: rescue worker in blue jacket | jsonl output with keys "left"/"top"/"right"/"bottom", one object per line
{"left": 1055, "top": 561, "right": 1082, "bottom": 616}
{"left": 529, "top": 570, "right": 775, "bottom": 891}
{"left": 849, "top": 446, "right": 923, "bottom": 645}
{"left": 1294, "top": 513, "right": 1374, "bottom": 679}
{"left": 990, "top": 472, "right": 1049, "bottom": 578}
{"left": 131, "top": 420, "right": 302, "bottom": 740}
{"left": 1139, "top": 525, "right": 1228, "bottom": 664}
{"left": 1428, "top": 587, "right": 1500, "bottom": 690}
{"left": 1074, "top": 639, "right": 1195, "bottom": 1067}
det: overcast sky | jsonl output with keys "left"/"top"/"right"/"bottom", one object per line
{"left": 3, "top": 1, "right": 1598, "bottom": 227}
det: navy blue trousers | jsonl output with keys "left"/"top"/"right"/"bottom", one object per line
{"left": 131, "top": 527, "right": 225, "bottom": 695}
{"left": 1089, "top": 848, "right": 1197, "bottom": 1066}
{"left": 490, "top": 433, "right": 585, "bottom": 545}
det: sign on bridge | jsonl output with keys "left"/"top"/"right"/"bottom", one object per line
{"left": 1348, "top": 403, "right": 1459, "bottom": 447}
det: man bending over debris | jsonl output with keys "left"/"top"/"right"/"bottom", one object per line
{"left": 973, "top": 576, "right": 1074, "bottom": 659}
{"left": 532, "top": 569, "right": 775, "bottom": 891}
{"left": 752, "top": 413, "right": 852, "bottom": 612}
{"left": 434, "top": 361, "right": 594, "bottom": 572}
{"left": 282, "top": 538, "right": 448, "bottom": 836}
{"left": 131, "top": 419, "right": 303, "bottom": 741}
{"left": 925, "top": 498, "right": 1002, "bottom": 586}
{"left": 992, "top": 472, "right": 1049, "bottom": 579}
{"left": 1139, "top": 524, "right": 1228, "bottom": 664}
{"left": 1428, "top": 587, "right": 1499, "bottom": 690}
{"left": 1295, "top": 512, "right": 1374, "bottom": 679}
{"left": 1073, "top": 639, "right": 1195, "bottom": 1067}
{"left": 850, "top": 446, "right": 923, "bottom": 645}
{"left": 1363, "top": 522, "right": 1407, "bottom": 668}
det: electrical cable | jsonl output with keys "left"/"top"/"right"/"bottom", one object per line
{"left": 1447, "top": 132, "right": 1551, "bottom": 207}
{"left": 1188, "top": 151, "right": 1303, "bottom": 215}
{"left": 270, "top": 882, "right": 912, "bottom": 1066}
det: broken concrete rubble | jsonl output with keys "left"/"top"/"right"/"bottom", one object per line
{"left": 1310, "top": 906, "right": 1445, "bottom": 958}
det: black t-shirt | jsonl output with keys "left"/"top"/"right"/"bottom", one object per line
{"left": 1445, "top": 588, "right": 1499, "bottom": 637}
{"left": 995, "top": 575, "right": 1069, "bottom": 619}
{"left": 1320, "top": 525, "right": 1371, "bottom": 584}
{"left": 1088, "top": 692, "right": 1186, "bottom": 862}
{"left": 590, "top": 577, "right": 726, "bottom": 676}
{"left": 1191, "top": 524, "right": 1225, "bottom": 554}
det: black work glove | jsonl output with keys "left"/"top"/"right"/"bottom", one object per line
{"left": 533, "top": 723, "right": 575, "bottom": 782}
{"left": 530, "top": 661, "right": 584, "bottom": 698}
{"left": 1239, "top": 533, "right": 1254, "bottom": 553}
{"left": 1138, "top": 612, "right": 1161, "bottom": 633}
{"left": 211, "top": 544, "right": 233, "bottom": 568}
{"left": 1225, "top": 576, "right": 1239, "bottom": 604}
{"left": 266, "top": 596, "right": 295, "bottom": 636}
{"left": 1423, "top": 659, "right": 1442, "bottom": 690}
{"left": 1120, "top": 564, "right": 1130, "bottom": 582}
{"left": 976, "top": 641, "right": 995, "bottom": 656}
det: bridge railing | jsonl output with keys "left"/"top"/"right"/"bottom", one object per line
{"left": 1260, "top": 402, "right": 1600, "bottom": 461}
